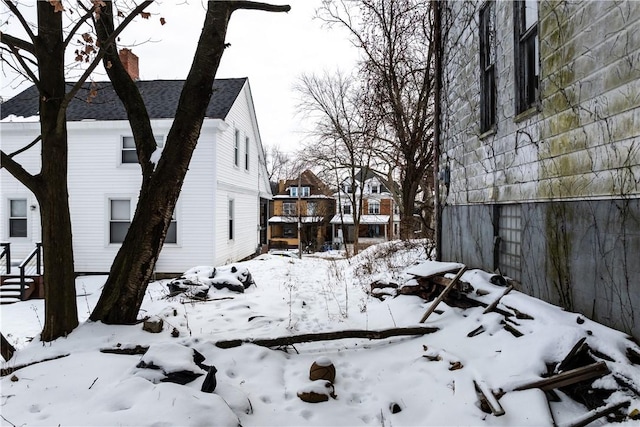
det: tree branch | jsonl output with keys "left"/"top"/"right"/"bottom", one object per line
{"left": 62, "top": 5, "right": 97, "bottom": 49}
{"left": 8, "top": 135, "right": 42, "bottom": 158}
{"left": 0, "top": 150, "right": 40, "bottom": 195}
{"left": 1, "top": 0, "right": 36, "bottom": 47}
{"left": 229, "top": 1, "right": 291, "bottom": 13}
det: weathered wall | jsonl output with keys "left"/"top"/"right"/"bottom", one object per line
{"left": 439, "top": 0, "right": 640, "bottom": 338}
{"left": 442, "top": 199, "right": 640, "bottom": 339}
{"left": 441, "top": 0, "right": 640, "bottom": 203}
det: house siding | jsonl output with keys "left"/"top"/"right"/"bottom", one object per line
{"left": 214, "top": 82, "right": 266, "bottom": 265}
{"left": 1, "top": 79, "right": 271, "bottom": 275}
{"left": 439, "top": 0, "right": 640, "bottom": 338}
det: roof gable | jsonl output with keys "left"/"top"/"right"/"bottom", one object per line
{"left": 1, "top": 78, "right": 247, "bottom": 121}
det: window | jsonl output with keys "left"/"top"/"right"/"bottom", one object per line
{"left": 228, "top": 199, "right": 234, "bottom": 240}
{"left": 368, "top": 200, "right": 380, "bottom": 214}
{"left": 245, "top": 137, "right": 250, "bottom": 170}
{"left": 110, "top": 199, "right": 130, "bottom": 243}
{"left": 307, "top": 202, "right": 317, "bottom": 216}
{"left": 165, "top": 210, "right": 177, "bottom": 244}
{"left": 122, "top": 137, "right": 137, "bottom": 163}
{"left": 342, "top": 203, "right": 352, "bottom": 215}
{"left": 282, "top": 202, "right": 296, "bottom": 216}
{"left": 514, "top": 0, "right": 539, "bottom": 114}
{"left": 283, "top": 224, "right": 296, "bottom": 238}
{"left": 290, "top": 187, "right": 310, "bottom": 197}
{"left": 234, "top": 130, "right": 240, "bottom": 167}
{"left": 480, "top": 1, "right": 497, "bottom": 131}
{"left": 9, "top": 199, "right": 27, "bottom": 237}
{"left": 122, "top": 135, "right": 164, "bottom": 164}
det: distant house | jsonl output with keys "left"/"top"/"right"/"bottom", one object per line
{"left": 438, "top": 1, "right": 640, "bottom": 338}
{"left": 268, "top": 170, "right": 335, "bottom": 251}
{"left": 1, "top": 54, "right": 271, "bottom": 274}
{"left": 331, "top": 169, "right": 400, "bottom": 245}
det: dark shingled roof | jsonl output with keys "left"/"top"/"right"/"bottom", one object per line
{"left": 0, "top": 78, "right": 247, "bottom": 121}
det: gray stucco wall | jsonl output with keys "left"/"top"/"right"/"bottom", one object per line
{"left": 442, "top": 199, "right": 640, "bottom": 339}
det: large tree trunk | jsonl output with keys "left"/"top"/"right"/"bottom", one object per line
{"left": 90, "top": 1, "right": 290, "bottom": 324}
{"left": 36, "top": 2, "right": 79, "bottom": 341}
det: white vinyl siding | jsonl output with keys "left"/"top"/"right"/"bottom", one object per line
{"left": 1, "top": 80, "right": 271, "bottom": 273}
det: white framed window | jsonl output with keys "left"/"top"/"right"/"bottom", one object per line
{"left": 282, "top": 202, "right": 296, "bottom": 216}
{"left": 342, "top": 203, "right": 352, "bottom": 215}
{"left": 9, "top": 199, "right": 27, "bottom": 238}
{"left": 368, "top": 200, "right": 380, "bottom": 215}
{"left": 122, "top": 136, "right": 137, "bottom": 164}
{"left": 514, "top": 0, "right": 539, "bottom": 113}
{"left": 121, "top": 135, "right": 164, "bottom": 164}
{"left": 290, "top": 187, "right": 310, "bottom": 197}
{"left": 244, "top": 136, "right": 250, "bottom": 170}
{"left": 371, "top": 183, "right": 379, "bottom": 194}
{"left": 228, "top": 199, "right": 234, "bottom": 240}
{"left": 165, "top": 210, "right": 177, "bottom": 244}
{"left": 307, "top": 202, "right": 317, "bottom": 216}
{"left": 109, "top": 199, "right": 131, "bottom": 243}
{"left": 234, "top": 130, "right": 240, "bottom": 167}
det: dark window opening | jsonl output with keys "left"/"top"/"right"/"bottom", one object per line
{"left": 480, "top": 1, "right": 496, "bottom": 131}
{"left": 514, "top": 0, "right": 539, "bottom": 114}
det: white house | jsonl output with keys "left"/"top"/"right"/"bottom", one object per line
{"left": 1, "top": 76, "right": 272, "bottom": 275}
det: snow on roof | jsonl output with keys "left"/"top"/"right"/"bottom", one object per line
{"left": 329, "top": 214, "right": 390, "bottom": 225}
{"left": 268, "top": 216, "right": 326, "bottom": 223}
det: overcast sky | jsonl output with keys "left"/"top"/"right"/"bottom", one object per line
{"left": 0, "top": 0, "right": 358, "bottom": 153}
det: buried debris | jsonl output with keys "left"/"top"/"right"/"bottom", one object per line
{"left": 514, "top": 361, "right": 610, "bottom": 392}
{"left": 474, "top": 380, "right": 505, "bottom": 417}
{"left": 167, "top": 265, "right": 256, "bottom": 298}
{"left": 214, "top": 326, "right": 439, "bottom": 349}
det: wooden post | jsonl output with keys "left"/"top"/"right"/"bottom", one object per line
{"left": 419, "top": 266, "right": 467, "bottom": 323}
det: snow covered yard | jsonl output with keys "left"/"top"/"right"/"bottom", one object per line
{"left": 1, "top": 241, "right": 639, "bottom": 426}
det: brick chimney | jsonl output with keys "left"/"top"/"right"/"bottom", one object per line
{"left": 119, "top": 48, "right": 139, "bottom": 81}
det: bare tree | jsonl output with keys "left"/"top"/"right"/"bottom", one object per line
{"left": 0, "top": 0, "right": 151, "bottom": 341}
{"left": 264, "top": 143, "right": 290, "bottom": 183}
{"left": 295, "top": 70, "right": 378, "bottom": 255}
{"left": 89, "top": 1, "right": 290, "bottom": 324}
{"left": 319, "top": 0, "right": 437, "bottom": 239}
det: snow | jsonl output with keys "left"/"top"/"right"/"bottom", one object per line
{"left": 1, "top": 241, "right": 639, "bottom": 426}
{"left": 0, "top": 114, "right": 39, "bottom": 122}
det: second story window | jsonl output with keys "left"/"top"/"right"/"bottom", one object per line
{"left": 342, "top": 203, "right": 352, "bottom": 215}
{"left": 122, "top": 135, "right": 164, "bottom": 164}
{"left": 368, "top": 200, "right": 380, "bottom": 215}
{"left": 282, "top": 202, "right": 296, "bottom": 216}
{"left": 234, "top": 130, "right": 240, "bottom": 167}
{"left": 514, "top": 0, "right": 539, "bottom": 114}
{"left": 245, "top": 137, "right": 250, "bottom": 170}
{"left": 480, "top": 1, "right": 496, "bottom": 131}
{"left": 307, "top": 202, "right": 317, "bottom": 216}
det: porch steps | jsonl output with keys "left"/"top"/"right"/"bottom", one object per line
{"left": 0, "top": 277, "right": 34, "bottom": 305}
